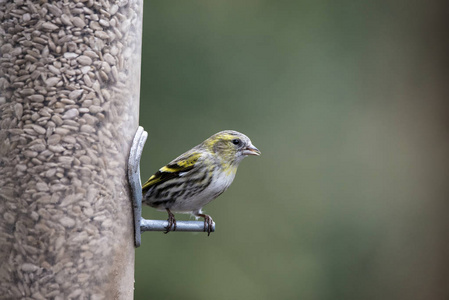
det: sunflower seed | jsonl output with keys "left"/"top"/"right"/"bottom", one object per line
{"left": 77, "top": 55, "right": 92, "bottom": 66}
{"left": 42, "top": 22, "right": 59, "bottom": 31}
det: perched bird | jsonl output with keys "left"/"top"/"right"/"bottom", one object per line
{"left": 142, "top": 130, "right": 260, "bottom": 235}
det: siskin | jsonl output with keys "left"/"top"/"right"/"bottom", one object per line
{"left": 142, "top": 130, "right": 260, "bottom": 235}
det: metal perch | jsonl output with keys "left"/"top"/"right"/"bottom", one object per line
{"left": 128, "top": 126, "right": 215, "bottom": 247}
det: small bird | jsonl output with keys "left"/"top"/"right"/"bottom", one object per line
{"left": 142, "top": 130, "right": 260, "bottom": 235}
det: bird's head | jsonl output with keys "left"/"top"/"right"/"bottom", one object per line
{"left": 203, "top": 130, "right": 261, "bottom": 166}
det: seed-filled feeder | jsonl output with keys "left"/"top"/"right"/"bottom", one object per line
{"left": 0, "top": 1, "right": 142, "bottom": 298}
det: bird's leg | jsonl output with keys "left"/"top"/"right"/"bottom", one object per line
{"left": 165, "top": 208, "right": 177, "bottom": 234}
{"left": 196, "top": 213, "right": 214, "bottom": 236}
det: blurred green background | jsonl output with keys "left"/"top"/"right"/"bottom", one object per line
{"left": 136, "top": 1, "right": 449, "bottom": 299}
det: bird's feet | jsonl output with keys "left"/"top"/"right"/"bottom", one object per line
{"left": 197, "top": 213, "right": 214, "bottom": 236}
{"left": 164, "top": 208, "right": 177, "bottom": 234}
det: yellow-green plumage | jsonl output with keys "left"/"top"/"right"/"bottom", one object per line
{"left": 142, "top": 130, "right": 260, "bottom": 234}
{"left": 142, "top": 152, "right": 201, "bottom": 188}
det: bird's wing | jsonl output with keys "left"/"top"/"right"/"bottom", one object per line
{"left": 142, "top": 151, "right": 202, "bottom": 191}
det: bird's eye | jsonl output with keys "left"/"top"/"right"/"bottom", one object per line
{"left": 232, "top": 139, "right": 241, "bottom": 145}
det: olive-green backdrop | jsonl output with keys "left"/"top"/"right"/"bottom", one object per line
{"left": 136, "top": 1, "right": 449, "bottom": 299}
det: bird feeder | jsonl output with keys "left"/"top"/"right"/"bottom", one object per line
{"left": 0, "top": 1, "right": 215, "bottom": 298}
{"left": 0, "top": 1, "right": 142, "bottom": 298}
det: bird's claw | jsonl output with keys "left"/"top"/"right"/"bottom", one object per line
{"left": 164, "top": 209, "right": 177, "bottom": 234}
{"left": 202, "top": 215, "right": 213, "bottom": 236}
{"left": 194, "top": 213, "right": 213, "bottom": 236}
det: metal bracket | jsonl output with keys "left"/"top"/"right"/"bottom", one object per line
{"left": 128, "top": 126, "right": 215, "bottom": 247}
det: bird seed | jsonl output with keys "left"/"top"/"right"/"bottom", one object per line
{"left": 0, "top": 0, "right": 142, "bottom": 298}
